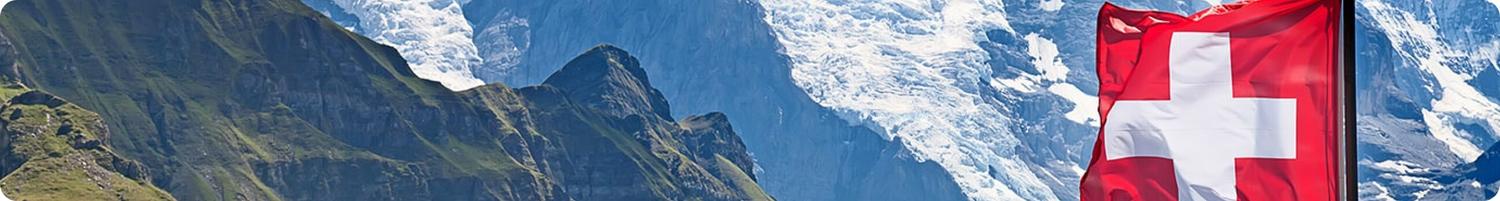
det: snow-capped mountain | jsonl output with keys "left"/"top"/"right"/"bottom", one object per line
{"left": 306, "top": 0, "right": 975, "bottom": 200}
{"left": 1356, "top": 0, "right": 1500, "bottom": 200}
{"left": 298, "top": 0, "right": 1236, "bottom": 200}
{"left": 760, "top": 0, "right": 1217, "bottom": 200}
{"left": 1362, "top": 0, "right": 1500, "bottom": 199}
{"left": 759, "top": 0, "right": 1074, "bottom": 199}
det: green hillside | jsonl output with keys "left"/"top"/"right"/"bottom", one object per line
{"left": 0, "top": 0, "right": 769, "bottom": 200}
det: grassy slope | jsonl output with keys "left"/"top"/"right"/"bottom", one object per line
{"left": 0, "top": 0, "right": 769, "bottom": 200}
{"left": 0, "top": 84, "right": 174, "bottom": 201}
{"left": 0, "top": 0, "right": 550, "bottom": 200}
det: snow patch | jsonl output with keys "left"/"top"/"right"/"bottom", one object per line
{"left": 1067, "top": 162, "right": 1084, "bottom": 176}
{"left": 1023, "top": 34, "right": 1097, "bottom": 126}
{"left": 1366, "top": 160, "right": 1441, "bottom": 199}
{"left": 1048, "top": 83, "right": 1098, "bottom": 127}
{"left": 1423, "top": 110, "right": 1484, "bottom": 160}
{"left": 1370, "top": 160, "right": 1431, "bottom": 174}
{"left": 1363, "top": 182, "right": 1398, "bottom": 201}
{"left": 323, "top": 0, "right": 486, "bottom": 90}
{"left": 1362, "top": 0, "right": 1500, "bottom": 162}
{"left": 1038, "top": 0, "right": 1064, "bottom": 12}
{"left": 1025, "top": 34, "right": 1069, "bottom": 82}
{"left": 989, "top": 33, "right": 1069, "bottom": 93}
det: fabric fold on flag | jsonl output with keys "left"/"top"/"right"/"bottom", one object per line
{"left": 1082, "top": 0, "right": 1341, "bottom": 200}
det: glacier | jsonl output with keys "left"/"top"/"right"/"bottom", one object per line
{"left": 759, "top": 0, "right": 1213, "bottom": 200}
{"left": 307, "top": 0, "right": 486, "bottom": 90}
{"left": 307, "top": 0, "right": 983, "bottom": 200}
{"left": 1357, "top": 0, "right": 1500, "bottom": 199}
{"left": 759, "top": 0, "right": 1054, "bottom": 199}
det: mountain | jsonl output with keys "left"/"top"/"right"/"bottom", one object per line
{"left": 285, "top": 0, "right": 1500, "bottom": 200}
{"left": 757, "top": 1, "right": 1221, "bottom": 199}
{"left": 305, "top": 0, "right": 972, "bottom": 200}
{"left": 0, "top": 0, "right": 767, "bottom": 200}
{"left": 304, "top": 0, "right": 1225, "bottom": 200}
{"left": 1355, "top": 0, "right": 1500, "bottom": 200}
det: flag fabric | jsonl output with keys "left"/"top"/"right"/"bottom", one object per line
{"left": 1082, "top": 0, "right": 1341, "bottom": 200}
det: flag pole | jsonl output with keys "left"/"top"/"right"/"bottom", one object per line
{"left": 1338, "top": 0, "right": 1356, "bottom": 200}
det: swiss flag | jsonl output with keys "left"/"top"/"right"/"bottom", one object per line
{"left": 1081, "top": 0, "right": 1341, "bottom": 201}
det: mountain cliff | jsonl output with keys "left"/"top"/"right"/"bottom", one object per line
{"left": 0, "top": 0, "right": 767, "bottom": 200}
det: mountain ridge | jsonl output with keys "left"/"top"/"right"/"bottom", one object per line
{"left": 0, "top": 0, "right": 769, "bottom": 200}
{"left": 542, "top": 45, "right": 674, "bottom": 121}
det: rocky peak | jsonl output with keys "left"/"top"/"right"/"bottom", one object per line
{"left": 678, "top": 112, "right": 755, "bottom": 179}
{"left": 542, "top": 44, "right": 673, "bottom": 120}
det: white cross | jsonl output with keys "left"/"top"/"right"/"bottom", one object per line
{"left": 1102, "top": 32, "right": 1298, "bottom": 201}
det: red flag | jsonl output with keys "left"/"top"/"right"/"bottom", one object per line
{"left": 1082, "top": 0, "right": 1341, "bottom": 200}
